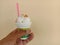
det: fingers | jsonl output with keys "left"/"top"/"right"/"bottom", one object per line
{"left": 16, "top": 38, "right": 23, "bottom": 45}
{"left": 16, "top": 33, "right": 34, "bottom": 45}
{"left": 22, "top": 33, "right": 34, "bottom": 43}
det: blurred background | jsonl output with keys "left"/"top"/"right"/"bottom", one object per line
{"left": 0, "top": 0, "right": 60, "bottom": 45}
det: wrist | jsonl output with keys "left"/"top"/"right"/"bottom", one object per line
{"left": 0, "top": 39, "right": 6, "bottom": 45}
{"left": 0, "top": 40, "right": 3, "bottom": 45}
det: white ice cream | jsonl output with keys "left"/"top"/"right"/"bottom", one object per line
{"left": 16, "top": 14, "right": 32, "bottom": 29}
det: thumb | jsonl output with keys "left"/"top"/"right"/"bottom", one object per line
{"left": 9, "top": 28, "right": 31, "bottom": 40}
{"left": 12, "top": 28, "right": 26, "bottom": 39}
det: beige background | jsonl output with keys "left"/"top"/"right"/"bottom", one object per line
{"left": 0, "top": 0, "right": 60, "bottom": 45}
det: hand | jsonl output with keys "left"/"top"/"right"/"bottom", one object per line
{"left": 0, "top": 28, "right": 34, "bottom": 45}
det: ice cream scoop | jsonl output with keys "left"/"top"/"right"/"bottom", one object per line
{"left": 16, "top": 14, "right": 32, "bottom": 40}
